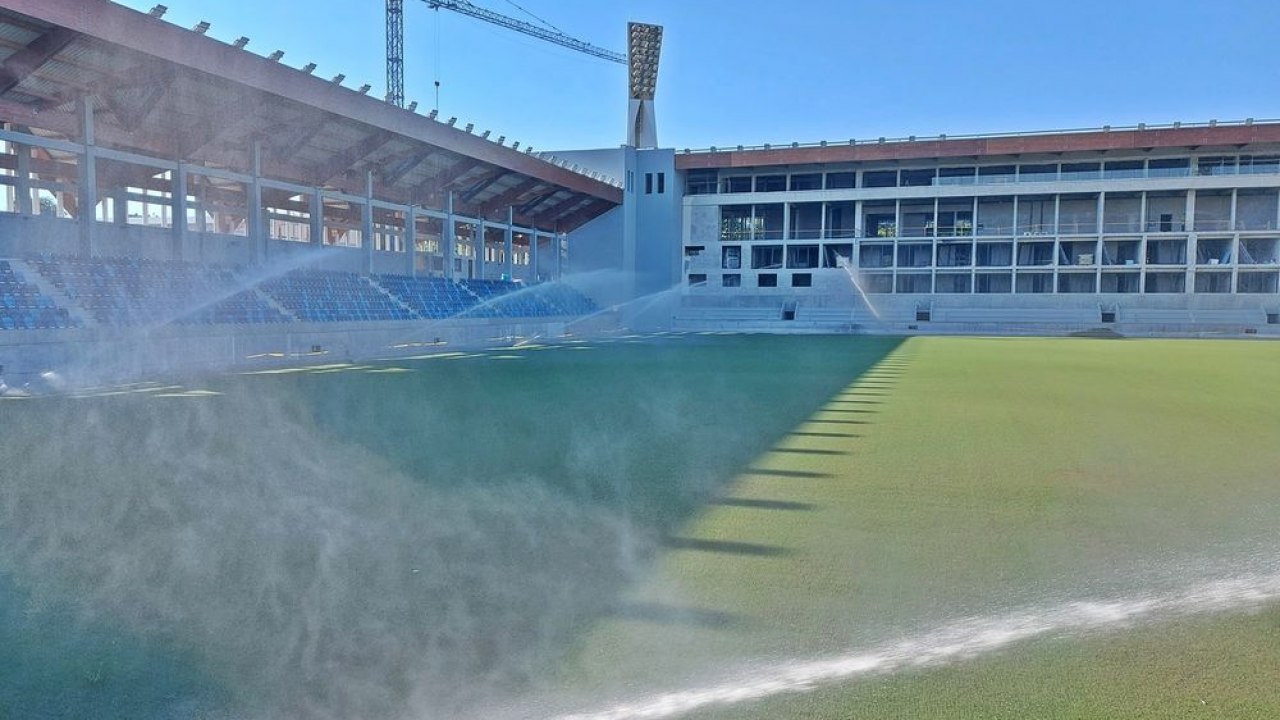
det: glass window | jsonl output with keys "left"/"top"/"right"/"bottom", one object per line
{"left": 755, "top": 175, "right": 786, "bottom": 192}
{"left": 789, "top": 173, "right": 822, "bottom": 191}
{"left": 757, "top": 273, "right": 778, "bottom": 287}
{"left": 826, "top": 171, "right": 856, "bottom": 189}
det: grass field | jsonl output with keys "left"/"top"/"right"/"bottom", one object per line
{"left": 1, "top": 334, "right": 1278, "bottom": 719}
{"left": 543, "top": 336, "right": 1280, "bottom": 719}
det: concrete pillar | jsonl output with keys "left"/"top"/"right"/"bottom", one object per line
{"left": 362, "top": 170, "right": 374, "bottom": 274}
{"left": 249, "top": 140, "right": 265, "bottom": 264}
{"left": 530, "top": 231, "right": 540, "bottom": 283}
{"left": 556, "top": 232, "right": 564, "bottom": 280}
{"left": 172, "top": 162, "right": 188, "bottom": 261}
{"left": 405, "top": 208, "right": 417, "bottom": 277}
{"left": 504, "top": 207, "right": 514, "bottom": 280}
{"left": 14, "top": 142, "right": 30, "bottom": 216}
{"left": 310, "top": 189, "right": 323, "bottom": 248}
{"left": 444, "top": 191, "right": 456, "bottom": 280}
{"left": 77, "top": 97, "right": 97, "bottom": 257}
{"left": 474, "top": 221, "right": 486, "bottom": 281}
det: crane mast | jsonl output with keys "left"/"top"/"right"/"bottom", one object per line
{"left": 386, "top": 0, "right": 405, "bottom": 107}
{"left": 385, "top": 0, "right": 626, "bottom": 112}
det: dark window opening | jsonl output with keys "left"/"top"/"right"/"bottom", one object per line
{"left": 722, "top": 245, "right": 741, "bottom": 269}
{"left": 722, "top": 273, "right": 741, "bottom": 287}
{"left": 644, "top": 173, "right": 653, "bottom": 194}
{"left": 687, "top": 273, "right": 707, "bottom": 285}
{"left": 791, "top": 273, "right": 812, "bottom": 287}
{"left": 826, "top": 171, "right": 856, "bottom": 189}
{"left": 863, "top": 170, "right": 897, "bottom": 188}
{"left": 789, "top": 173, "right": 822, "bottom": 191}
{"left": 657, "top": 172, "right": 665, "bottom": 194}
{"left": 757, "top": 273, "right": 778, "bottom": 287}
{"left": 755, "top": 175, "right": 787, "bottom": 192}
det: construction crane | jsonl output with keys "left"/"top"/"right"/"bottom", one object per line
{"left": 385, "top": 0, "right": 625, "bottom": 109}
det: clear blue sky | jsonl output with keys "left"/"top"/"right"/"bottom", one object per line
{"left": 118, "top": 0, "right": 1280, "bottom": 152}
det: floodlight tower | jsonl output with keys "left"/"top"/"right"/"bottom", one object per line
{"left": 626, "top": 22, "right": 663, "bottom": 148}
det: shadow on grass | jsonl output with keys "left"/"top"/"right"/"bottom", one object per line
{"left": 742, "top": 468, "right": 835, "bottom": 479}
{"left": 707, "top": 498, "right": 817, "bottom": 511}
{"left": 661, "top": 537, "right": 793, "bottom": 557}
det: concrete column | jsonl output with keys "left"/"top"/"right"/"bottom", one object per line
{"left": 474, "top": 220, "right": 487, "bottom": 281}
{"left": 504, "top": 207, "right": 514, "bottom": 280}
{"left": 249, "top": 140, "right": 265, "bottom": 264}
{"left": 556, "top": 232, "right": 564, "bottom": 280}
{"left": 444, "top": 191, "right": 456, "bottom": 280}
{"left": 310, "top": 190, "right": 323, "bottom": 247}
{"left": 172, "top": 162, "right": 188, "bottom": 261}
{"left": 77, "top": 97, "right": 97, "bottom": 257}
{"left": 362, "top": 170, "right": 374, "bottom": 274}
{"left": 405, "top": 208, "right": 417, "bottom": 277}
{"left": 530, "top": 232, "right": 540, "bottom": 283}
{"left": 14, "top": 142, "right": 30, "bottom": 216}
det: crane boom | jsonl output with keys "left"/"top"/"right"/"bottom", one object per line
{"left": 423, "top": 0, "right": 625, "bottom": 64}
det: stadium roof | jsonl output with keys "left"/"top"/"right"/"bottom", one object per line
{"left": 675, "top": 120, "right": 1280, "bottom": 170}
{"left": 0, "top": 0, "right": 621, "bottom": 231}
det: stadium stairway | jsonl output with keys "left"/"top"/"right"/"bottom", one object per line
{"left": 253, "top": 288, "right": 301, "bottom": 323}
{"left": 7, "top": 258, "right": 94, "bottom": 327}
{"left": 361, "top": 276, "right": 423, "bottom": 320}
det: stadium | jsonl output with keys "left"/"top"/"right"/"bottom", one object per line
{"left": 1, "top": 1, "right": 1279, "bottom": 719}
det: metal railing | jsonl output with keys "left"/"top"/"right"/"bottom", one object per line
{"left": 681, "top": 118, "right": 1280, "bottom": 155}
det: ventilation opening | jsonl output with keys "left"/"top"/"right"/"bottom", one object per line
{"left": 1267, "top": 312, "right": 1279, "bottom": 325}
{"left": 1101, "top": 310, "right": 1117, "bottom": 323}
{"left": 782, "top": 300, "right": 797, "bottom": 321}
{"left": 915, "top": 310, "right": 931, "bottom": 322}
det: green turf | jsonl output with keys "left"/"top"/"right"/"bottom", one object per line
{"left": 547, "top": 336, "right": 1280, "bottom": 718}
{"left": 2, "top": 334, "right": 1279, "bottom": 719}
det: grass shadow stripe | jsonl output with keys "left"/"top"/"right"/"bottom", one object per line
{"left": 661, "top": 536, "right": 793, "bottom": 557}
{"left": 742, "top": 467, "right": 835, "bottom": 479}
{"left": 788, "top": 431, "right": 862, "bottom": 438}
{"left": 770, "top": 447, "right": 849, "bottom": 456}
{"left": 708, "top": 497, "right": 817, "bottom": 511}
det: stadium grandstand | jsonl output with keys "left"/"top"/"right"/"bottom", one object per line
{"left": 0, "top": 0, "right": 616, "bottom": 377}
{"left": 0, "top": 0, "right": 1278, "bottom": 381}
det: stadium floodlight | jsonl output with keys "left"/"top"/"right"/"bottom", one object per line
{"left": 480, "top": 130, "right": 490, "bottom": 139}
{"left": 149, "top": 5, "right": 167, "bottom": 18}
{"left": 496, "top": 136, "right": 505, "bottom": 145}
{"left": 233, "top": 36, "right": 249, "bottom": 49}
{"left": 464, "top": 123, "right": 474, "bottom": 133}
{"left": 358, "top": 84, "right": 371, "bottom": 94}
{"left": 192, "top": 21, "right": 210, "bottom": 34}
{"left": 625, "top": 22, "right": 663, "bottom": 148}
{"left": 268, "top": 50, "right": 284, "bottom": 62}
{"left": 511, "top": 141, "right": 519, "bottom": 150}
{"left": 524, "top": 147, "right": 533, "bottom": 153}
{"left": 428, "top": 109, "right": 438, "bottom": 119}
{"left": 331, "top": 74, "right": 346, "bottom": 84}
{"left": 407, "top": 101, "right": 418, "bottom": 112}
{"left": 301, "top": 63, "right": 317, "bottom": 74}
{"left": 446, "top": 117, "right": 457, "bottom": 126}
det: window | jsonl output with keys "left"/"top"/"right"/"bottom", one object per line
{"left": 863, "top": 170, "right": 897, "bottom": 188}
{"left": 789, "top": 173, "right": 822, "bottom": 191}
{"left": 686, "top": 169, "right": 717, "bottom": 195}
{"left": 657, "top": 172, "right": 665, "bottom": 194}
{"left": 751, "top": 245, "right": 784, "bottom": 269}
{"left": 757, "top": 273, "right": 778, "bottom": 287}
{"left": 722, "top": 273, "right": 741, "bottom": 287}
{"left": 645, "top": 173, "right": 653, "bottom": 194}
{"left": 755, "top": 175, "right": 786, "bottom": 192}
{"left": 900, "top": 168, "right": 936, "bottom": 187}
{"left": 787, "top": 245, "right": 819, "bottom": 269}
{"left": 687, "top": 273, "right": 707, "bottom": 285}
{"left": 826, "top": 171, "right": 856, "bottom": 189}
{"left": 722, "top": 245, "right": 741, "bottom": 269}
{"left": 722, "top": 176, "right": 751, "bottom": 193}
{"left": 791, "top": 273, "right": 812, "bottom": 287}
